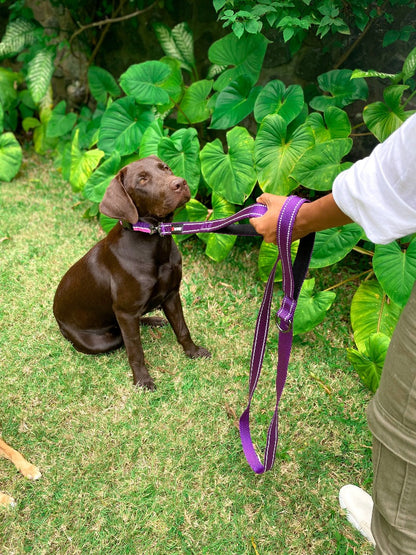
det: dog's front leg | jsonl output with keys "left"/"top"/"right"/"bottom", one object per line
{"left": 114, "top": 311, "right": 155, "bottom": 390}
{"left": 162, "top": 292, "right": 211, "bottom": 359}
{"left": 0, "top": 438, "right": 41, "bottom": 480}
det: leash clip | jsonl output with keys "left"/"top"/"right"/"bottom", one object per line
{"left": 149, "top": 224, "right": 160, "bottom": 235}
{"left": 275, "top": 315, "right": 293, "bottom": 333}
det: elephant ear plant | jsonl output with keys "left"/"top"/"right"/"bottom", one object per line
{"left": 1, "top": 14, "right": 416, "bottom": 392}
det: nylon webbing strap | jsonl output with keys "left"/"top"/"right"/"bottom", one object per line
{"left": 239, "top": 196, "right": 315, "bottom": 474}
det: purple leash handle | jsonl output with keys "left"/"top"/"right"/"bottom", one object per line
{"left": 239, "top": 196, "right": 315, "bottom": 474}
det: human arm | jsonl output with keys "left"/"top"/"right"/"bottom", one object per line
{"left": 251, "top": 114, "right": 416, "bottom": 245}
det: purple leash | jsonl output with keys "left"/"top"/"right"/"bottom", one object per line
{"left": 129, "top": 197, "right": 314, "bottom": 473}
{"left": 239, "top": 196, "right": 315, "bottom": 473}
{"left": 131, "top": 203, "right": 267, "bottom": 236}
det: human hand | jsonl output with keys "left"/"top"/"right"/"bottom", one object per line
{"left": 249, "top": 193, "right": 288, "bottom": 244}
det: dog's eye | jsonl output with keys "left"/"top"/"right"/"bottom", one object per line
{"left": 137, "top": 175, "right": 148, "bottom": 185}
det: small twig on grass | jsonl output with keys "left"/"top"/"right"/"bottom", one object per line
{"left": 224, "top": 402, "right": 239, "bottom": 430}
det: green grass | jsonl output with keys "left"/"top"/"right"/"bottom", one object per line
{"left": 0, "top": 152, "right": 374, "bottom": 554}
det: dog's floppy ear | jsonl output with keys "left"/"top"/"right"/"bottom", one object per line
{"left": 99, "top": 169, "right": 138, "bottom": 224}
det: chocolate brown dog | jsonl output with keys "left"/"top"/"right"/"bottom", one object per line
{"left": 53, "top": 156, "right": 210, "bottom": 389}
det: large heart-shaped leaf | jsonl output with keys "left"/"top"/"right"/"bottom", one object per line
{"left": 350, "top": 280, "right": 402, "bottom": 351}
{"left": 349, "top": 333, "right": 390, "bottom": 390}
{"left": 200, "top": 126, "right": 256, "bottom": 204}
{"left": 158, "top": 128, "right": 200, "bottom": 196}
{"left": 291, "top": 138, "right": 353, "bottom": 191}
{"left": 98, "top": 97, "right": 155, "bottom": 156}
{"left": 0, "top": 132, "right": 22, "bottom": 181}
{"left": 309, "top": 69, "right": 368, "bottom": 111}
{"left": 309, "top": 223, "right": 363, "bottom": 268}
{"left": 139, "top": 119, "right": 167, "bottom": 158}
{"left": 119, "top": 61, "right": 172, "bottom": 105}
{"left": 373, "top": 238, "right": 416, "bottom": 308}
{"left": 84, "top": 152, "right": 121, "bottom": 203}
{"left": 363, "top": 85, "right": 411, "bottom": 142}
{"left": 70, "top": 129, "right": 104, "bottom": 192}
{"left": 293, "top": 278, "right": 336, "bottom": 335}
{"left": 88, "top": 66, "right": 121, "bottom": 103}
{"left": 347, "top": 333, "right": 390, "bottom": 392}
{"left": 254, "top": 114, "right": 314, "bottom": 194}
{"left": 306, "top": 106, "right": 351, "bottom": 143}
{"left": 178, "top": 79, "right": 213, "bottom": 124}
{"left": 46, "top": 100, "right": 77, "bottom": 138}
{"left": 208, "top": 32, "right": 269, "bottom": 91}
{"left": 210, "top": 75, "right": 261, "bottom": 129}
{"left": 156, "top": 57, "right": 184, "bottom": 115}
{"left": 254, "top": 80, "right": 304, "bottom": 124}
{"left": 201, "top": 194, "right": 237, "bottom": 261}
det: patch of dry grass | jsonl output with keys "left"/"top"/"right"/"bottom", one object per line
{"left": 0, "top": 152, "right": 373, "bottom": 554}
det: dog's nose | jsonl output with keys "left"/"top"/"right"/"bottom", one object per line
{"left": 170, "top": 178, "right": 187, "bottom": 192}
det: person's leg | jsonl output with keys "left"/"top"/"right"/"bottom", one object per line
{"left": 367, "top": 283, "right": 416, "bottom": 553}
{"left": 371, "top": 438, "right": 416, "bottom": 554}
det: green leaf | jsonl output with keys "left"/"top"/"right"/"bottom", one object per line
{"left": 291, "top": 138, "right": 353, "bottom": 191}
{"left": 0, "top": 18, "right": 38, "bottom": 58}
{"left": 293, "top": 278, "right": 336, "bottom": 335}
{"left": 210, "top": 75, "right": 261, "bottom": 129}
{"left": 310, "top": 69, "right": 368, "bottom": 111}
{"left": 177, "top": 79, "right": 213, "bottom": 124}
{"left": 139, "top": 119, "right": 167, "bottom": 158}
{"left": 0, "top": 68, "right": 22, "bottom": 111}
{"left": 402, "top": 46, "right": 416, "bottom": 83}
{"left": 88, "top": 66, "right": 121, "bottom": 103}
{"left": 158, "top": 128, "right": 200, "bottom": 196}
{"left": 373, "top": 238, "right": 416, "bottom": 308}
{"left": 33, "top": 104, "right": 58, "bottom": 155}
{"left": 363, "top": 85, "right": 411, "bottom": 141}
{"left": 84, "top": 152, "right": 121, "bottom": 203}
{"left": 203, "top": 194, "right": 237, "bottom": 262}
{"left": 200, "top": 126, "right": 256, "bottom": 204}
{"left": 350, "top": 280, "right": 402, "bottom": 352}
{"left": 100, "top": 213, "right": 118, "bottom": 233}
{"left": 257, "top": 240, "right": 299, "bottom": 283}
{"left": 26, "top": 48, "right": 55, "bottom": 104}
{"left": 46, "top": 100, "right": 77, "bottom": 138}
{"left": 208, "top": 32, "right": 269, "bottom": 91}
{"left": 153, "top": 22, "right": 195, "bottom": 72}
{"left": 254, "top": 80, "right": 304, "bottom": 124}
{"left": 0, "top": 132, "right": 22, "bottom": 181}
{"left": 70, "top": 130, "right": 104, "bottom": 192}
{"left": 119, "top": 61, "right": 172, "bottom": 105}
{"left": 309, "top": 223, "right": 363, "bottom": 268}
{"left": 156, "top": 57, "right": 184, "bottom": 116}
{"left": 351, "top": 69, "right": 397, "bottom": 81}
{"left": 98, "top": 97, "right": 155, "bottom": 156}
{"left": 306, "top": 106, "right": 351, "bottom": 143}
{"left": 254, "top": 114, "right": 314, "bottom": 194}
{"left": 347, "top": 333, "right": 390, "bottom": 392}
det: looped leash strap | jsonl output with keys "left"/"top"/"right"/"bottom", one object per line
{"left": 239, "top": 196, "right": 315, "bottom": 474}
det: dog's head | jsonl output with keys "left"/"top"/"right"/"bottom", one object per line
{"left": 99, "top": 156, "right": 191, "bottom": 224}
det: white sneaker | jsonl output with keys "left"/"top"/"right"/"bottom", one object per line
{"left": 339, "top": 484, "right": 376, "bottom": 546}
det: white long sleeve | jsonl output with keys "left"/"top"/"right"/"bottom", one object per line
{"left": 332, "top": 114, "right": 416, "bottom": 244}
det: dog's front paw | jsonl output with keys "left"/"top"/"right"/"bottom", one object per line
{"left": 134, "top": 376, "right": 156, "bottom": 391}
{"left": 187, "top": 346, "right": 211, "bottom": 359}
{"left": 19, "top": 462, "right": 41, "bottom": 481}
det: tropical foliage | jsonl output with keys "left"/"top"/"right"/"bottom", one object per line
{"left": 1, "top": 4, "right": 416, "bottom": 392}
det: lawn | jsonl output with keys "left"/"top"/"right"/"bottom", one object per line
{"left": 0, "top": 151, "right": 374, "bottom": 554}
